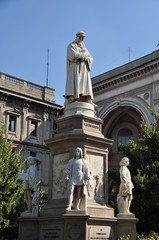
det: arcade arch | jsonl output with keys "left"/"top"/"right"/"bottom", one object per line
{"left": 102, "top": 106, "right": 142, "bottom": 169}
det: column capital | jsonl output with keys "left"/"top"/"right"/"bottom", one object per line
{"left": 23, "top": 99, "right": 31, "bottom": 109}
{"left": 0, "top": 92, "right": 8, "bottom": 102}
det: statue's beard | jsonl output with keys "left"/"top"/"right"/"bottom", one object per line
{"left": 76, "top": 38, "right": 85, "bottom": 49}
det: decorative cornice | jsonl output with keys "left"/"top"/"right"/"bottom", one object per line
{"left": 5, "top": 108, "right": 21, "bottom": 115}
{"left": 27, "top": 114, "right": 43, "bottom": 121}
{"left": 93, "top": 61, "right": 159, "bottom": 94}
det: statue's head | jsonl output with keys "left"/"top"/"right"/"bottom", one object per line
{"left": 76, "top": 31, "right": 86, "bottom": 44}
{"left": 120, "top": 157, "right": 129, "bottom": 166}
{"left": 74, "top": 147, "right": 83, "bottom": 159}
{"left": 76, "top": 31, "right": 86, "bottom": 38}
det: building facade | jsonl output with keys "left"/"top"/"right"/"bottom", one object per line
{"left": 0, "top": 72, "right": 62, "bottom": 194}
{"left": 92, "top": 50, "right": 159, "bottom": 169}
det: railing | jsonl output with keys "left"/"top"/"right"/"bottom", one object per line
{"left": 27, "top": 82, "right": 43, "bottom": 92}
{"left": 0, "top": 73, "right": 43, "bottom": 92}
{"left": 4, "top": 75, "right": 24, "bottom": 86}
{"left": 0, "top": 73, "right": 56, "bottom": 104}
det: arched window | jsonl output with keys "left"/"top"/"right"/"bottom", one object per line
{"left": 117, "top": 128, "right": 133, "bottom": 151}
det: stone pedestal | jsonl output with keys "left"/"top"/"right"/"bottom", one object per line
{"left": 18, "top": 214, "right": 118, "bottom": 240}
{"left": 39, "top": 108, "right": 116, "bottom": 232}
{"left": 117, "top": 214, "right": 138, "bottom": 240}
{"left": 18, "top": 102, "right": 138, "bottom": 240}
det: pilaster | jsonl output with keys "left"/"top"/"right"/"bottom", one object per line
{"left": 21, "top": 100, "right": 30, "bottom": 141}
{"left": 0, "top": 92, "right": 8, "bottom": 126}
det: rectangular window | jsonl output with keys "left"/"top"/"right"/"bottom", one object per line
{"left": 30, "top": 120, "right": 37, "bottom": 136}
{"left": 9, "top": 116, "right": 16, "bottom": 132}
{"left": 30, "top": 152, "right": 36, "bottom": 157}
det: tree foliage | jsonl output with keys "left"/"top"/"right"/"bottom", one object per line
{"left": 0, "top": 124, "right": 25, "bottom": 239}
{"left": 120, "top": 231, "right": 159, "bottom": 240}
{"left": 120, "top": 113, "right": 159, "bottom": 232}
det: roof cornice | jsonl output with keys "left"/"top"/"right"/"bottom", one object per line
{"left": 92, "top": 50, "right": 159, "bottom": 94}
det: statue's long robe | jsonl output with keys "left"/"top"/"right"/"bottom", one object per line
{"left": 65, "top": 41, "right": 93, "bottom": 100}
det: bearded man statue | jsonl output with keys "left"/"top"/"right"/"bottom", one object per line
{"left": 65, "top": 31, "right": 93, "bottom": 104}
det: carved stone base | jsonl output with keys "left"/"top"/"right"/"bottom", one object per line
{"left": 20, "top": 211, "right": 38, "bottom": 217}
{"left": 117, "top": 213, "right": 135, "bottom": 218}
{"left": 18, "top": 214, "right": 117, "bottom": 240}
{"left": 64, "top": 101, "right": 96, "bottom": 118}
{"left": 18, "top": 212, "right": 138, "bottom": 240}
{"left": 117, "top": 215, "right": 138, "bottom": 240}
{"left": 66, "top": 210, "right": 86, "bottom": 215}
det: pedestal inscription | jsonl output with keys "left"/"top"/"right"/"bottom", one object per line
{"left": 41, "top": 225, "right": 63, "bottom": 240}
{"left": 89, "top": 226, "right": 112, "bottom": 240}
{"left": 83, "top": 120, "right": 101, "bottom": 132}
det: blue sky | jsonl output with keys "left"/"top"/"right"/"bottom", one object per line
{"left": 0, "top": 0, "right": 159, "bottom": 106}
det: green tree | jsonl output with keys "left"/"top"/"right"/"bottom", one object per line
{"left": 0, "top": 124, "right": 25, "bottom": 239}
{"left": 120, "top": 113, "right": 159, "bottom": 233}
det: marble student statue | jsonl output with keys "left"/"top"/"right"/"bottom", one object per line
{"left": 117, "top": 157, "right": 134, "bottom": 214}
{"left": 65, "top": 147, "right": 89, "bottom": 211}
{"left": 24, "top": 156, "right": 40, "bottom": 214}
{"left": 65, "top": 31, "right": 93, "bottom": 104}
{"left": 18, "top": 156, "right": 40, "bottom": 215}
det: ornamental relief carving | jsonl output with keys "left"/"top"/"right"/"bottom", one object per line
{"left": 86, "top": 154, "right": 104, "bottom": 201}
{"left": 52, "top": 152, "right": 105, "bottom": 201}
{"left": 52, "top": 153, "right": 69, "bottom": 199}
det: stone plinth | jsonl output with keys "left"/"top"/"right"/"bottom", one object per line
{"left": 18, "top": 214, "right": 117, "bottom": 240}
{"left": 117, "top": 214, "right": 138, "bottom": 240}
{"left": 64, "top": 101, "right": 96, "bottom": 118}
